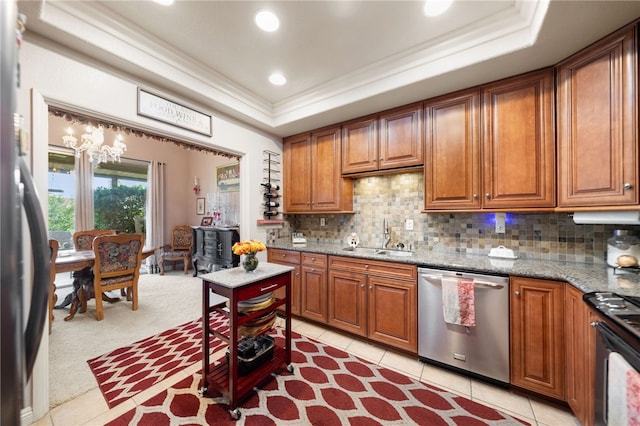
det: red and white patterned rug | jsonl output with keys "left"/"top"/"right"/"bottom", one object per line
{"left": 87, "top": 312, "right": 228, "bottom": 408}
{"left": 106, "top": 329, "right": 529, "bottom": 425}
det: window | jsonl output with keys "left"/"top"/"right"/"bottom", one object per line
{"left": 93, "top": 159, "right": 148, "bottom": 234}
{"left": 48, "top": 150, "right": 76, "bottom": 249}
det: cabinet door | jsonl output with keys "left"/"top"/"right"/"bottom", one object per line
{"left": 367, "top": 276, "right": 417, "bottom": 352}
{"left": 283, "top": 133, "right": 311, "bottom": 212}
{"left": 328, "top": 270, "right": 367, "bottom": 336}
{"left": 270, "top": 264, "right": 301, "bottom": 316}
{"left": 300, "top": 265, "right": 327, "bottom": 322}
{"left": 379, "top": 103, "right": 423, "bottom": 170}
{"left": 565, "top": 285, "right": 589, "bottom": 424}
{"left": 584, "top": 310, "right": 598, "bottom": 426}
{"left": 424, "top": 89, "right": 481, "bottom": 209}
{"left": 557, "top": 24, "right": 638, "bottom": 207}
{"left": 311, "top": 126, "right": 353, "bottom": 212}
{"left": 510, "top": 277, "right": 565, "bottom": 399}
{"left": 482, "top": 69, "right": 555, "bottom": 208}
{"left": 341, "top": 115, "right": 378, "bottom": 174}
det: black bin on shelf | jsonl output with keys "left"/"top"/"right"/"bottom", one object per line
{"left": 226, "top": 334, "right": 275, "bottom": 376}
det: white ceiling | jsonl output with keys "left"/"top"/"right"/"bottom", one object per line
{"left": 18, "top": 0, "right": 640, "bottom": 137}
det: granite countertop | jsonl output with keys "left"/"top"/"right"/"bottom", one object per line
{"left": 199, "top": 262, "right": 294, "bottom": 288}
{"left": 267, "top": 241, "right": 640, "bottom": 298}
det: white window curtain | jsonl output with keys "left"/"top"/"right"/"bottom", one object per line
{"left": 74, "top": 152, "right": 94, "bottom": 231}
{"left": 145, "top": 161, "right": 166, "bottom": 269}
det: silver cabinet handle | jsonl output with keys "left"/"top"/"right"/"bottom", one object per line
{"left": 624, "top": 182, "right": 632, "bottom": 190}
{"left": 473, "top": 193, "right": 478, "bottom": 199}
{"left": 515, "top": 291, "right": 520, "bottom": 297}
{"left": 485, "top": 193, "right": 491, "bottom": 199}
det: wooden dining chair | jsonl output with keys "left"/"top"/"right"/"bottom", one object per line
{"left": 48, "top": 239, "right": 59, "bottom": 334}
{"left": 91, "top": 233, "right": 144, "bottom": 321}
{"left": 72, "top": 229, "right": 116, "bottom": 251}
{"left": 159, "top": 225, "right": 193, "bottom": 275}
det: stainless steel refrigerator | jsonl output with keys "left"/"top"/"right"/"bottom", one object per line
{"left": 1, "top": 1, "right": 50, "bottom": 424}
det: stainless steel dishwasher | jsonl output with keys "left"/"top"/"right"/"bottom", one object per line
{"left": 418, "top": 267, "right": 510, "bottom": 384}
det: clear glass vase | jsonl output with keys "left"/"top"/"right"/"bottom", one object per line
{"left": 242, "top": 252, "right": 259, "bottom": 272}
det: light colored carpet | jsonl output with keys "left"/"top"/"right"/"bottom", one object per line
{"left": 48, "top": 270, "right": 225, "bottom": 408}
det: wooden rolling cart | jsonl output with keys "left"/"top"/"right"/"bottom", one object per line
{"left": 199, "top": 262, "right": 294, "bottom": 420}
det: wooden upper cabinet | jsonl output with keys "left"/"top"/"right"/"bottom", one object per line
{"left": 425, "top": 69, "right": 554, "bottom": 211}
{"left": 378, "top": 103, "right": 424, "bottom": 170}
{"left": 425, "top": 89, "right": 481, "bottom": 209}
{"left": 557, "top": 24, "right": 638, "bottom": 207}
{"left": 283, "top": 133, "right": 312, "bottom": 212}
{"left": 342, "top": 103, "right": 423, "bottom": 176}
{"left": 341, "top": 115, "right": 378, "bottom": 174}
{"left": 283, "top": 126, "right": 353, "bottom": 213}
{"left": 482, "top": 68, "right": 556, "bottom": 209}
{"left": 311, "top": 126, "right": 353, "bottom": 212}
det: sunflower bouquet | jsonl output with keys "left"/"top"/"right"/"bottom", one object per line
{"left": 232, "top": 239, "right": 266, "bottom": 256}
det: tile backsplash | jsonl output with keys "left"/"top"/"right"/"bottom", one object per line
{"left": 276, "top": 172, "right": 639, "bottom": 264}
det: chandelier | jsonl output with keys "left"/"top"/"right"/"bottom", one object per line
{"left": 62, "top": 125, "right": 127, "bottom": 164}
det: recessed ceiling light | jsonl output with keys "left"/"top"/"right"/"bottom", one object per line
{"left": 269, "top": 73, "right": 287, "bottom": 86}
{"left": 153, "top": 0, "right": 174, "bottom": 6}
{"left": 423, "top": 0, "right": 453, "bottom": 17}
{"left": 255, "top": 10, "right": 280, "bottom": 32}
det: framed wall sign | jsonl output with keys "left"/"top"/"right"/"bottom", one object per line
{"left": 137, "top": 88, "right": 212, "bottom": 136}
{"left": 216, "top": 163, "right": 240, "bottom": 193}
{"left": 196, "top": 198, "right": 205, "bottom": 215}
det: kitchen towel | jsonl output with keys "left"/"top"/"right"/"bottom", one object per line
{"left": 441, "top": 277, "right": 476, "bottom": 327}
{"left": 608, "top": 352, "right": 640, "bottom": 426}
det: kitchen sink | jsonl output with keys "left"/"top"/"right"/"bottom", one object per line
{"left": 377, "top": 249, "right": 414, "bottom": 257}
{"left": 342, "top": 247, "right": 381, "bottom": 254}
{"left": 342, "top": 247, "right": 414, "bottom": 257}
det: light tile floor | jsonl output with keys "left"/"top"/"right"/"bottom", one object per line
{"left": 32, "top": 317, "right": 579, "bottom": 426}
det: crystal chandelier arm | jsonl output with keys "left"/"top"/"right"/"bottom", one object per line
{"left": 61, "top": 125, "right": 126, "bottom": 164}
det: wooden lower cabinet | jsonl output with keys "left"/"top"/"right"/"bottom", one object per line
{"left": 566, "top": 284, "right": 597, "bottom": 426}
{"left": 268, "top": 249, "right": 328, "bottom": 321}
{"left": 328, "top": 270, "right": 367, "bottom": 336}
{"left": 328, "top": 256, "right": 417, "bottom": 352}
{"left": 300, "top": 253, "right": 328, "bottom": 322}
{"left": 510, "top": 276, "right": 565, "bottom": 400}
{"left": 367, "top": 275, "right": 417, "bottom": 351}
{"left": 268, "top": 249, "right": 301, "bottom": 316}
{"left": 300, "top": 263, "right": 328, "bottom": 322}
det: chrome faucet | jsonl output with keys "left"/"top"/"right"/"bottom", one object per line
{"left": 382, "top": 218, "right": 391, "bottom": 248}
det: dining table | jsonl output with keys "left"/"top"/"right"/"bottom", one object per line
{"left": 53, "top": 246, "right": 156, "bottom": 321}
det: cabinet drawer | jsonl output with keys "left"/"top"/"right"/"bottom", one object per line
{"left": 328, "top": 255, "right": 416, "bottom": 281}
{"left": 268, "top": 248, "right": 301, "bottom": 264}
{"left": 302, "top": 253, "right": 327, "bottom": 267}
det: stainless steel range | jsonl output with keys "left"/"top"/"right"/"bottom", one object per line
{"left": 585, "top": 292, "right": 640, "bottom": 342}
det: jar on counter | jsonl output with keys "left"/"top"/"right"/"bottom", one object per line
{"left": 607, "top": 229, "right": 640, "bottom": 267}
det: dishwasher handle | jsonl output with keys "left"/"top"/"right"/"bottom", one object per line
{"left": 420, "top": 274, "right": 505, "bottom": 290}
